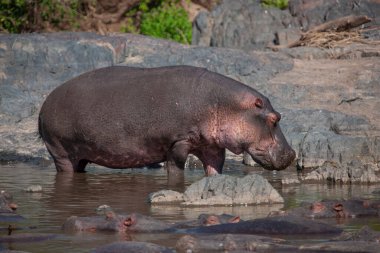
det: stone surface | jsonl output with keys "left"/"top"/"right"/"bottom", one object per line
{"left": 24, "top": 185, "right": 42, "bottom": 193}
{"left": 182, "top": 174, "right": 283, "bottom": 205}
{"left": 148, "top": 190, "right": 184, "bottom": 204}
{"left": 192, "top": 0, "right": 380, "bottom": 50}
{"left": 0, "top": 32, "right": 379, "bottom": 174}
{"left": 301, "top": 160, "right": 380, "bottom": 184}
{"left": 148, "top": 174, "right": 283, "bottom": 206}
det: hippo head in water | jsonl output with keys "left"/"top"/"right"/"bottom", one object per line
{"left": 215, "top": 90, "right": 296, "bottom": 171}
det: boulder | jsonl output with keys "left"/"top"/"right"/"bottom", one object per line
{"left": 148, "top": 174, "right": 284, "bottom": 206}
{"left": 192, "top": 0, "right": 380, "bottom": 50}
{"left": 301, "top": 160, "right": 380, "bottom": 184}
{"left": 0, "top": 32, "right": 379, "bottom": 173}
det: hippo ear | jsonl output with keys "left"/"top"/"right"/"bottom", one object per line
{"left": 124, "top": 214, "right": 136, "bottom": 227}
{"left": 239, "top": 94, "right": 263, "bottom": 110}
{"left": 254, "top": 98, "right": 263, "bottom": 109}
{"left": 228, "top": 216, "right": 241, "bottom": 223}
{"left": 205, "top": 215, "right": 220, "bottom": 226}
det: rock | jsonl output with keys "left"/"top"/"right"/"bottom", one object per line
{"left": 288, "top": 0, "right": 380, "bottom": 31}
{"left": 24, "top": 185, "right": 42, "bottom": 193}
{"left": 301, "top": 160, "right": 380, "bottom": 184}
{"left": 281, "top": 175, "right": 300, "bottom": 185}
{"left": 192, "top": 0, "right": 297, "bottom": 50}
{"left": 148, "top": 174, "right": 283, "bottom": 206}
{"left": 91, "top": 241, "right": 175, "bottom": 253}
{"left": 0, "top": 32, "right": 126, "bottom": 163}
{"left": 148, "top": 190, "right": 184, "bottom": 204}
{"left": 182, "top": 174, "right": 284, "bottom": 206}
{"left": 0, "top": 32, "right": 379, "bottom": 174}
{"left": 193, "top": 0, "right": 380, "bottom": 51}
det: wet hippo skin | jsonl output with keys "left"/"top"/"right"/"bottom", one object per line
{"left": 39, "top": 66, "right": 295, "bottom": 178}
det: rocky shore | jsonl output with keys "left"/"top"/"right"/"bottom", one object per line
{"left": 0, "top": 0, "right": 379, "bottom": 183}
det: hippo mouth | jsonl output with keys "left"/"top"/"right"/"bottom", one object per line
{"left": 247, "top": 144, "right": 295, "bottom": 171}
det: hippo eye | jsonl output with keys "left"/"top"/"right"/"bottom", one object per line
{"left": 254, "top": 98, "right": 263, "bottom": 109}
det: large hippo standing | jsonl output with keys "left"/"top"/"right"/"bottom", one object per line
{"left": 38, "top": 66, "right": 295, "bottom": 177}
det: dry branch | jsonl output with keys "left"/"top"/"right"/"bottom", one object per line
{"left": 270, "top": 15, "right": 375, "bottom": 50}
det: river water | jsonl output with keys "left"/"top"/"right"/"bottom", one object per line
{"left": 1, "top": 160, "right": 380, "bottom": 252}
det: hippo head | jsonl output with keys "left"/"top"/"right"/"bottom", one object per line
{"left": 217, "top": 92, "right": 296, "bottom": 171}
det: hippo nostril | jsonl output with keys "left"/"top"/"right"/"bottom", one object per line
{"left": 268, "top": 112, "right": 280, "bottom": 125}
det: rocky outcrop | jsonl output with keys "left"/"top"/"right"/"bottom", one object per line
{"left": 192, "top": 0, "right": 380, "bottom": 50}
{"left": 148, "top": 174, "right": 284, "bottom": 205}
{"left": 0, "top": 32, "right": 379, "bottom": 174}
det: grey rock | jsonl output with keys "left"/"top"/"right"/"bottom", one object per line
{"left": 301, "top": 160, "right": 380, "bottom": 184}
{"left": 148, "top": 190, "right": 184, "bottom": 204}
{"left": 193, "top": 0, "right": 297, "bottom": 50}
{"left": 24, "top": 185, "right": 42, "bottom": 193}
{"left": 182, "top": 174, "right": 284, "bottom": 205}
{"left": 289, "top": 0, "right": 380, "bottom": 31}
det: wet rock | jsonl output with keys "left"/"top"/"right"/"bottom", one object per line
{"left": 187, "top": 215, "right": 343, "bottom": 235}
{"left": 148, "top": 190, "right": 184, "bottom": 204}
{"left": 24, "top": 185, "right": 42, "bottom": 193}
{"left": 301, "top": 160, "right": 380, "bottom": 184}
{"left": 176, "top": 234, "right": 293, "bottom": 253}
{"left": 149, "top": 175, "right": 283, "bottom": 206}
{"left": 91, "top": 241, "right": 175, "bottom": 253}
{"left": 183, "top": 174, "right": 283, "bottom": 206}
{"left": 281, "top": 175, "right": 301, "bottom": 185}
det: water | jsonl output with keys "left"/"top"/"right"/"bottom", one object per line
{"left": 1, "top": 161, "right": 380, "bottom": 252}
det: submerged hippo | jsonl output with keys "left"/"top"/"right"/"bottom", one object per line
{"left": 38, "top": 66, "right": 295, "bottom": 176}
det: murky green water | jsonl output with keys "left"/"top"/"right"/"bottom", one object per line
{"left": 1, "top": 161, "right": 380, "bottom": 252}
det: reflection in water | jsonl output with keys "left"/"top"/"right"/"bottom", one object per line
{"left": 0, "top": 163, "right": 380, "bottom": 252}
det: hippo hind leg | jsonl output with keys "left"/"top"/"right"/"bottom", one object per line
{"left": 165, "top": 140, "right": 191, "bottom": 176}
{"left": 45, "top": 141, "right": 88, "bottom": 172}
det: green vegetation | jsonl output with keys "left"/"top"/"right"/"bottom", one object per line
{"left": 261, "top": 0, "right": 288, "bottom": 10}
{"left": 0, "top": 0, "right": 81, "bottom": 33}
{"left": 122, "top": 0, "right": 192, "bottom": 44}
{"left": 140, "top": 2, "right": 191, "bottom": 44}
{"left": 0, "top": 0, "right": 28, "bottom": 33}
{"left": 1, "top": 0, "right": 192, "bottom": 44}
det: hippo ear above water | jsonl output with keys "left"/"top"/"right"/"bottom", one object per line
{"left": 123, "top": 214, "right": 137, "bottom": 227}
{"left": 228, "top": 216, "right": 241, "bottom": 223}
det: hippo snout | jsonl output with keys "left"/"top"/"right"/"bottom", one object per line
{"left": 268, "top": 143, "right": 296, "bottom": 170}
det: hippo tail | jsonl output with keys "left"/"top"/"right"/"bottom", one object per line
{"left": 37, "top": 114, "right": 43, "bottom": 140}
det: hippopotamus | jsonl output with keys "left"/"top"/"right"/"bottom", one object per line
{"left": 62, "top": 212, "right": 240, "bottom": 233}
{"left": 272, "top": 199, "right": 380, "bottom": 219}
{"left": 186, "top": 216, "right": 343, "bottom": 235}
{"left": 38, "top": 65, "right": 295, "bottom": 176}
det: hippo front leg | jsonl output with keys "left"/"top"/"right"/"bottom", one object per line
{"left": 165, "top": 140, "right": 191, "bottom": 176}
{"left": 194, "top": 146, "right": 225, "bottom": 176}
